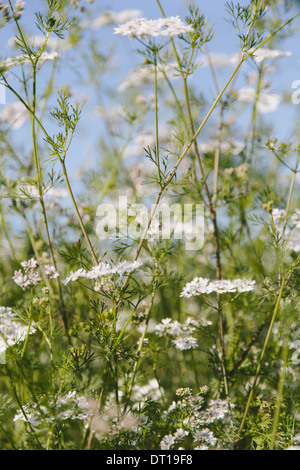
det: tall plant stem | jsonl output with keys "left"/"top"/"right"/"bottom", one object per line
{"left": 123, "top": 286, "right": 157, "bottom": 415}
{"left": 237, "top": 274, "right": 287, "bottom": 442}
{"left": 183, "top": 76, "right": 229, "bottom": 400}
{"left": 0, "top": 206, "right": 18, "bottom": 262}
{"left": 213, "top": 106, "right": 224, "bottom": 204}
{"left": 21, "top": 288, "right": 33, "bottom": 359}
{"left": 153, "top": 48, "right": 161, "bottom": 185}
{"left": 22, "top": 214, "right": 55, "bottom": 296}
{"left": 270, "top": 318, "right": 289, "bottom": 450}
{"left": 61, "top": 161, "right": 99, "bottom": 266}
{"left": 30, "top": 63, "right": 68, "bottom": 331}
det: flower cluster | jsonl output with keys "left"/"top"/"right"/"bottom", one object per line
{"left": 12, "top": 258, "right": 59, "bottom": 290}
{"left": 0, "top": 306, "right": 34, "bottom": 355}
{"left": 0, "top": 1, "right": 25, "bottom": 23}
{"left": 13, "top": 391, "right": 93, "bottom": 428}
{"left": 105, "top": 378, "right": 161, "bottom": 412}
{"left": 250, "top": 47, "right": 291, "bottom": 64}
{"left": 0, "top": 51, "right": 59, "bottom": 72}
{"left": 91, "top": 9, "right": 142, "bottom": 28}
{"left": 62, "top": 260, "right": 142, "bottom": 286}
{"left": 114, "top": 16, "right": 193, "bottom": 38}
{"left": 159, "top": 387, "right": 232, "bottom": 450}
{"left": 119, "top": 62, "right": 179, "bottom": 91}
{"left": 155, "top": 317, "right": 210, "bottom": 351}
{"left": 271, "top": 208, "right": 300, "bottom": 252}
{"left": 237, "top": 86, "right": 281, "bottom": 114}
{"left": 180, "top": 278, "right": 256, "bottom": 298}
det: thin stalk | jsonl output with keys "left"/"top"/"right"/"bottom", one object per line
{"left": 183, "top": 75, "right": 229, "bottom": 401}
{"left": 4, "top": 360, "right": 43, "bottom": 448}
{"left": 268, "top": 150, "right": 300, "bottom": 448}
{"left": 98, "top": 133, "right": 133, "bottom": 204}
{"left": 237, "top": 274, "right": 287, "bottom": 441}
{"left": 283, "top": 149, "right": 300, "bottom": 234}
{"left": 30, "top": 63, "right": 68, "bottom": 331}
{"left": 21, "top": 287, "right": 33, "bottom": 358}
{"left": 86, "top": 364, "right": 110, "bottom": 449}
{"left": 120, "top": 56, "right": 247, "bottom": 294}
{"left": 153, "top": 48, "right": 161, "bottom": 185}
{"left": 270, "top": 317, "right": 289, "bottom": 450}
{"left": 61, "top": 161, "right": 99, "bottom": 266}
{"left": 0, "top": 206, "right": 18, "bottom": 262}
{"left": 8, "top": 0, "right": 34, "bottom": 66}
{"left": 22, "top": 214, "right": 55, "bottom": 297}
{"left": 123, "top": 284, "right": 157, "bottom": 414}
{"left": 161, "top": 69, "right": 188, "bottom": 132}
{"left": 213, "top": 106, "right": 224, "bottom": 204}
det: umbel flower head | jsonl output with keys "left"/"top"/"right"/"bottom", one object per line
{"left": 180, "top": 277, "right": 256, "bottom": 298}
{"left": 12, "top": 258, "right": 59, "bottom": 290}
{"left": 0, "top": 306, "right": 35, "bottom": 355}
{"left": 62, "top": 260, "right": 142, "bottom": 286}
{"left": 114, "top": 16, "right": 193, "bottom": 38}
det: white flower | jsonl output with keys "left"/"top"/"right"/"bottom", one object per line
{"left": 155, "top": 317, "right": 201, "bottom": 350}
{"left": 44, "top": 264, "right": 59, "bottom": 279}
{"left": 180, "top": 278, "right": 255, "bottom": 297}
{"left": 61, "top": 268, "right": 86, "bottom": 285}
{"left": 45, "top": 187, "right": 68, "bottom": 199}
{"left": 0, "top": 102, "right": 28, "bottom": 129}
{"left": 172, "top": 335, "right": 198, "bottom": 351}
{"left": 271, "top": 208, "right": 300, "bottom": 252}
{"left": 286, "top": 231, "right": 300, "bottom": 252}
{"left": 160, "top": 434, "right": 176, "bottom": 450}
{"left": 237, "top": 86, "right": 281, "bottom": 114}
{"left": 91, "top": 10, "right": 142, "bottom": 28}
{"left": 194, "top": 428, "right": 217, "bottom": 447}
{"left": 250, "top": 47, "right": 291, "bottom": 63}
{"left": 13, "top": 391, "right": 93, "bottom": 427}
{"left": 114, "top": 16, "right": 193, "bottom": 38}
{"left": 272, "top": 208, "right": 286, "bottom": 222}
{"left": 8, "top": 35, "right": 63, "bottom": 51}
{"left": 12, "top": 267, "right": 41, "bottom": 290}
{"left": 197, "top": 139, "right": 244, "bottom": 156}
{"left": 0, "top": 51, "right": 59, "bottom": 72}
{"left": 21, "top": 258, "right": 38, "bottom": 271}
{"left": 200, "top": 52, "right": 239, "bottom": 68}
{"left": 62, "top": 260, "right": 142, "bottom": 285}
{"left": 291, "top": 209, "right": 300, "bottom": 228}
{"left": 0, "top": 307, "right": 34, "bottom": 355}
{"left": 12, "top": 258, "right": 59, "bottom": 290}
{"left": 174, "top": 428, "right": 188, "bottom": 440}
{"left": 132, "top": 378, "right": 161, "bottom": 403}
{"left": 118, "top": 62, "right": 179, "bottom": 91}
{"left": 200, "top": 399, "right": 231, "bottom": 424}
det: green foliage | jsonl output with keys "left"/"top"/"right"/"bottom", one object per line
{"left": 0, "top": 0, "right": 299, "bottom": 451}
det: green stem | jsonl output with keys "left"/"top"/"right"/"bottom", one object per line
{"left": 153, "top": 49, "right": 161, "bottom": 185}
{"left": 213, "top": 106, "right": 224, "bottom": 205}
{"left": 237, "top": 275, "right": 287, "bottom": 441}
{"left": 270, "top": 317, "right": 289, "bottom": 450}
{"left": 0, "top": 206, "right": 18, "bottom": 262}
{"left": 30, "top": 63, "right": 68, "bottom": 331}
{"left": 123, "top": 284, "right": 157, "bottom": 414}
{"left": 61, "top": 161, "right": 99, "bottom": 266}
{"left": 21, "top": 288, "right": 33, "bottom": 359}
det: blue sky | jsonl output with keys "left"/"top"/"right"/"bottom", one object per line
{"left": 0, "top": 0, "right": 300, "bottom": 194}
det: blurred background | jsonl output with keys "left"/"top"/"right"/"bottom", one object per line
{"left": 0, "top": 0, "right": 299, "bottom": 194}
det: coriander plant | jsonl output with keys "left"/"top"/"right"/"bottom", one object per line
{"left": 0, "top": 0, "right": 299, "bottom": 450}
